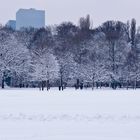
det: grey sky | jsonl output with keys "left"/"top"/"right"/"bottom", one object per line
{"left": 0, "top": 0, "right": 139, "bottom": 27}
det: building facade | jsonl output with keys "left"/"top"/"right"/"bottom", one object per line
{"left": 16, "top": 8, "right": 45, "bottom": 30}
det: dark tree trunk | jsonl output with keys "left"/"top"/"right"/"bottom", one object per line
{"left": 2, "top": 77, "right": 4, "bottom": 89}
{"left": 92, "top": 75, "right": 95, "bottom": 90}
{"left": 47, "top": 80, "right": 50, "bottom": 91}
{"left": 41, "top": 81, "right": 45, "bottom": 91}
{"left": 59, "top": 69, "right": 63, "bottom": 91}
{"left": 76, "top": 79, "right": 80, "bottom": 89}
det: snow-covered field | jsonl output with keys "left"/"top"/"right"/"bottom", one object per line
{"left": 0, "top": 88, "right": 140, "bottom": 140}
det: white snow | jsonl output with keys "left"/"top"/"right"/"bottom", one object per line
{"left": 0, "top": 88, "right": 140, "bottom": 140}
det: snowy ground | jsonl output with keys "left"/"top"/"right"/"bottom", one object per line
{"left": 0, "top": 88, "right": 140, "bottom": 140}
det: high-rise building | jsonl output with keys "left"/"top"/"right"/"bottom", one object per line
{"left": 16, "top": 8, "right": 45, "bottom": 30}
{"left": 6, "top": 20, "right": 16, "bottom": 30}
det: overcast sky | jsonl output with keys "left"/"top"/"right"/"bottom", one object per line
{"left": 0, "top": 0, "right": 139, "bottom": 27}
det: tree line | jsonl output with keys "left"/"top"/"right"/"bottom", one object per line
{"left": 0, "top": 15, "right": 140, "bottom": 90}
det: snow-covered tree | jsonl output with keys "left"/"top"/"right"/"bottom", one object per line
{"left": 0, "top": 29, "right": 31, "bottom": 88}
{"left": 31, "top": 51, "right": 59, "bottom": 80}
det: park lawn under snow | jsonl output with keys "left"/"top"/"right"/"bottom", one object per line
{"left": 0, "top": 88, "right": 140, "bottom": 140}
